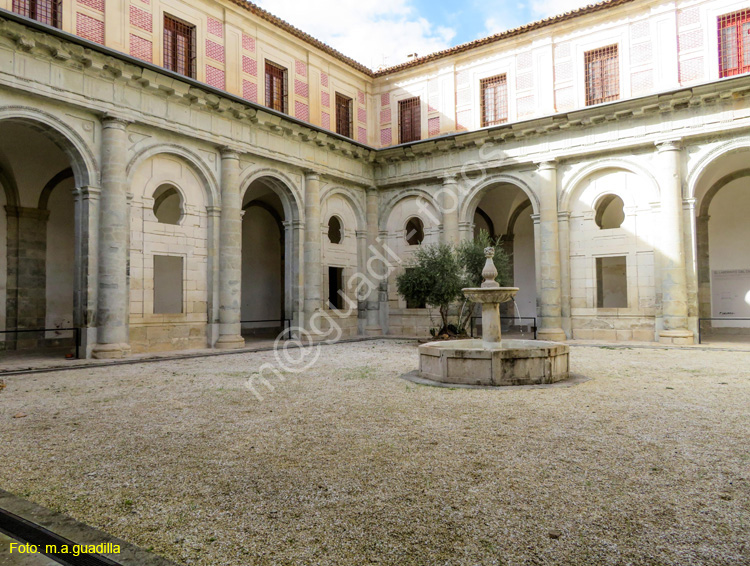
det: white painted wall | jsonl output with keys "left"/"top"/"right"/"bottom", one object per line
{"left": 241, "top": 206, "right": 282, "bottom": 328}
{"left": 45, "top": 178, "right": 75, "bottom": 330}
{"left": 708, "top": 178, "right": 750, "bottom": 322}
{"left": 513, "top": 213, "right": 536, "bottom": 318}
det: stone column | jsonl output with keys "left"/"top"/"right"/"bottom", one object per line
{"left": 92, "top": 117, "right": 131, "bottom": 359}
{"left": 696, "top": 213, "right": 711, "bottom": 319}
{"left": 656, "top": 141, "right": 694, "bottom": 344}
{"left": 558, "top": 211, "right": 572, "bottom": 337}
{"left": 215, "top": 148, "right": 245, "bottom": 349}
{"left": 303, "top": 170, "right": 322, "bottom": 325}
{"left": 440, "top": 174, "right": 460, "bottom": 246}
{"left": 536, "top": 161, "right": 566, "bottom": 341}
{"left": 73, "top": 186, "right": 100, "bottom": 357}
{"left": 364, "top": 186, "right": 382, "bottom": 335}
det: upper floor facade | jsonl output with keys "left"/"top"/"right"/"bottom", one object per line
{"left": 4, "top": 0, "right": 749, "bottom": 148}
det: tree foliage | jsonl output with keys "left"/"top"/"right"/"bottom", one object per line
{"left": 396, "top": 230, "right": 512, "bottom": 335}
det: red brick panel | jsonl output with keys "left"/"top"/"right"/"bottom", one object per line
{"left": 242, "top": 80, "right": 257, "bottom": 102}
{"left": 206, "top": 65, "right": 225, "bottom": 90}
{"left": 129, "top": 33, "right": 152, "bottom": 62}
{"left": 129, "top": 5, "right": 152, "bottom": 33}
{"left": 242, "top": 55, "right": 257, "bottom": 76}
{"left": 207, "top": 16, "right": 223, "bottom": 38}
{"left": 206, "top": 39, "right": 225, "bottom": 63}
{"left": 77, "top": 13, "right": 104, "bottom": 44}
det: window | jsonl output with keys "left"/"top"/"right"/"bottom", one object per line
{"left": 164, "top": 15, "right": 196, "bottom": 78}
{"left": 335, "top": 93, "right": 353, "bottom": 138}
{"left": 328, "top": 266, "right": 344, "bottom": 310}
{"left": 265, "top": 61, "right": 288, "bottom": 113}
{"left": 154, "top": 255, "right": 184, "bottom": 314}
{"left": 480, "top": 75, "right": 508, "bottom": 127}
{"left": 327, "top": 216, "right": 342, "bottom": 244}
{"left": 12, "top": 0, "right": 62, "bottom": 28}
{"left": 153, "top": 185, "right": 183, "bottom": 225}
{"left": 405, "top": 217, "right": 424, "bottom": 246}
{"left": 398, "top": 97, "right": 421, "bottom": 143}
{"left": 595, "top": 195, "right": 625, "bottom": 229}
{"left": 585, "top": 45, "right": 619, "bottom": 106}
{"left": 596, "top": 256, "right": 627, "bottom": 308}
{"left": 718, "top": 10, "right": 750, "bottom": 77}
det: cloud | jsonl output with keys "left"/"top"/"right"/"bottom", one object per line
{"left": 475, "top": 0, "right": 594, "bottom": 39}
{"left": 530, "top": 0, "right": 599, "bottom": 18}
{"left": 253, "top": 0, "right": 456, "bottom": 70}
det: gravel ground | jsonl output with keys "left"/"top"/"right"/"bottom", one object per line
{"left": 0, "top": 341, "right": 748, "bottom": 566}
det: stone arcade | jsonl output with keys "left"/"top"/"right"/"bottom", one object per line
{"left": 0, "top": 0, "right": 749, "bottom": 358}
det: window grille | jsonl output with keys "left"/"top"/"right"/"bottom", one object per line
{"left": 718, "top": 10, "right": 750, "bottom": 77}
{"left": 584, "top": 45, "right": 619, "bottom": 106}
{"left": 480, "top": 75, "right": 508, "bottom": 127}
{"left": 335, "top": 93, "right": 353, "bottom": 138}
{"left": 398, "top": 97, "right": 421, "bottom": 143}
{"left": 265, "top": 61, "right": 288, "bottom": 113}
{"left": 12, "top": 0, "right": 62, "bottom": 28}
{"left": 164, "top": 15, "right": 196, "bottom": 78}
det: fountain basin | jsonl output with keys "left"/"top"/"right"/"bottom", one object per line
{"left": 419, "top": 339, "right": 569, "bottom": 386}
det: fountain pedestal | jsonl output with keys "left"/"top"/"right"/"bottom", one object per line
{"left": 418, "top": 247, "right": 570, "bottom": 387}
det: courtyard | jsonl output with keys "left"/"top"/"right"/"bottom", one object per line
{"left": 0, "top": 340, "right": 748, "bottom": 565}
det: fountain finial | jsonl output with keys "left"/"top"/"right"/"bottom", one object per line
{"left": 481, "top": 247, "right": 500, "bottom": 288}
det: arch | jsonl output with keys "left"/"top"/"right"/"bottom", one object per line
{"left": 506, "top": 200, "right": 532, "bottom": 237}
{"left": 459, "top": 173, "right": 540, "bottom": 226}
{"left": 0, "top": 107, "right": 98, "bottom": 188}
{"left": 594, "top": 194, "right": 626, "bottom": 229}
{"left": 38, "top": 168, "right": 74, "bottom": 210}
{"left": 240, "top": 167, "right": 303, "bottom": 222}
{"left": 475, "top": 207, "right": 496, "bottom": 238}
{"left": 327, "top": 215, "right": 343, "bottom": 244}
{"left": 379, "top": 189, "right": 441, "bottom": 232}
{"left": 560, "top": 159, "right": 660, "bottom": 212}
{"left": 687, "top": 137, "right": 750, "bottom": 200}
{"left": 0, "top": 165, "right": 19, "bottom": 207}
{"left": 698, "top": 169, "right": 750, "bottom": 217}
{"left": 404, "top": 216, "right": 425, "bottom": 245}
{"left": 152, "top": 184, "right": 184, "bottom": 225}
{"left": 320, "top": 185, "right": 366, "bottom": 232}
{"left": 126, "top": 144, "right": 219, "bottom": 208}
{"left": 243, "top": 199, "right": 284, "bottom": 233}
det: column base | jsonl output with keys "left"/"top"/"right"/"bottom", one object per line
{"left": 537, "top": 328, "right": 567, "bottom": 342}
{"left": 215, "top": 334, "right": 246, "bottom": 349}
{"left": 659, "top": 329, "right": 694, "bottom": 345}
{"left": 365, "top": 326, "right": 383, "bottom": 337}
{"left": 91, "top": 342, "right": 131, "bottom": 359}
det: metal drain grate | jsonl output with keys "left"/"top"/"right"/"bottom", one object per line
{"left": 0, "top": 506, "right": 121, "bottom": 566}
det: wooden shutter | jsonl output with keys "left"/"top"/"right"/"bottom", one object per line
{"left": 719, "top": 10, "right": 750, "bottom": 78}
{"left": 265, "top": 62, "right": 287, "bottom": 113}
{"left": 585, "top": 45, "right": 619, "bottom": 106}
{"left": 335, "top": 94, "right": 353, "bottom": 138}
{"left": 164, "top": 15, "right": 196, "bottom": 78}
{"left": 480, "top": 75, "right": 508, "bottom": 127}
{"left": 399, "top": 97, "right": 421, "bottom": 143}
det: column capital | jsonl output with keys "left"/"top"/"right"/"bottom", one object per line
{"left": 219, "top": 146, "right": 241, "bottom": 160}
{"left": 530, "top": 213, "right": 541, "bottom": 224}
{"left": 304, "top": 169, "right": 321, "bottom": 181}
{"left": 441, "top": 173, "right": 458, "bottom": 184}
{"left": 558, "top": 211, "right": 571, "bottom": 221}
{"left": 355, "top": 230, "right": 368, "bottom": 239}
{"left": 655, "top": 140, "right": 682, "bottom": 153}
{"left": 73, "top": 186, "right": 102, "bottom": 200}
{"left": 101, "top": 115, "right": 130, "bottom": 129}
{"left": 206, "top": 205, "right": 221, "bottom": 217}
{"left": 366, "top": 185, "right": 378, "bottom": 195}
{"left": 536, "top": 160, "right": 557, "bottom": 171}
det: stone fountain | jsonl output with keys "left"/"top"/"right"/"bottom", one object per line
{"left": 418, "top": 247, "right": 569, "bottom": 386}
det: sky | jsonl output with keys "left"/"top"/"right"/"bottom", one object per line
{"left": 253, "top": 0, "right": 597, "bottom": 70}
